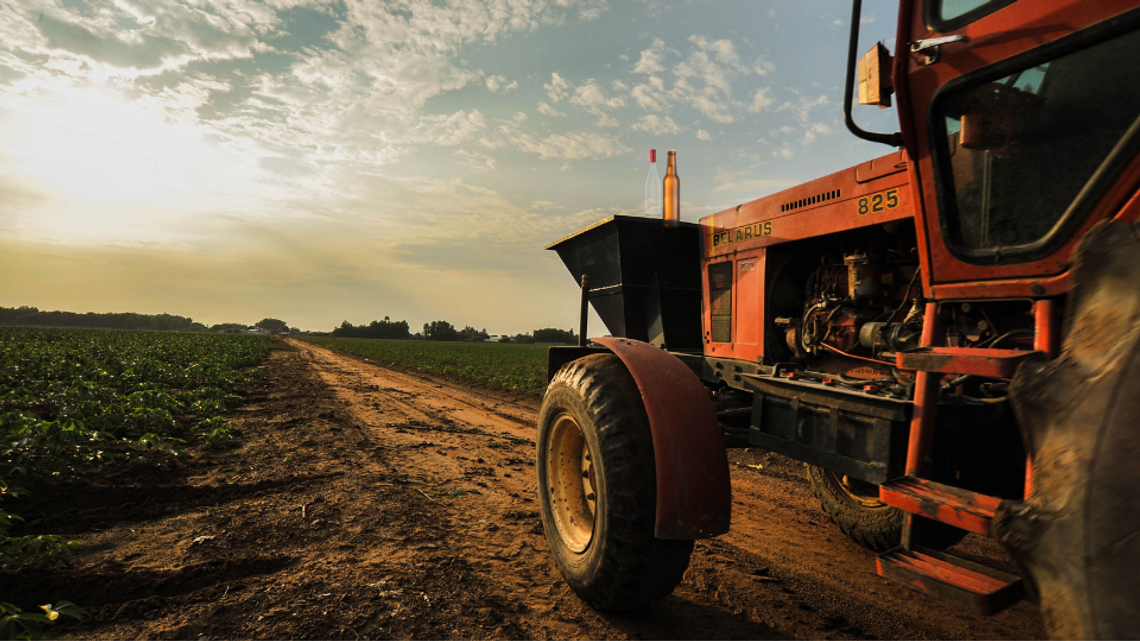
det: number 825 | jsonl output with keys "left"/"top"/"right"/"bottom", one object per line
{"left": 857, "top": 188, "right": 899, "bottom": 216}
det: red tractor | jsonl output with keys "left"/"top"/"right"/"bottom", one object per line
{"left": 537, "top": 1, "right": 1140, "bottom": 637}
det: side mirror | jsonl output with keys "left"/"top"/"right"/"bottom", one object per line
{"left": 858, "top": 42, "right": 894, "bottom": 108}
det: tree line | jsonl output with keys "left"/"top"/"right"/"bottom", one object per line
{"left": 0, "top": 306, "right": 294, "bottom": 335}
{"left": 0, "top": 306, "right": 206, "bottom": 332}
{"left": 333, "top": 318, "right": 577, "bottom": 344}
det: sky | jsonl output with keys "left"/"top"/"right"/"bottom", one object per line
{"left": 0, "top": 0, "right": 902, "bottom": 334}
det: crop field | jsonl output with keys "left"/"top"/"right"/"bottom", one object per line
{"left": 0, "top": 327, "right": 270, "bottom": 479}
{"left": 301, "top": 336, "right": 548, "bottom": 396}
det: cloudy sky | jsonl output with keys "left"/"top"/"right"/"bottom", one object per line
{"left": 0, "top": 0, "right": 901, "bottom": 333}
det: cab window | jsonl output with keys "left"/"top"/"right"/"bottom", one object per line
{"left": 932, "top": 26, "right": 1140, "bottom": 263}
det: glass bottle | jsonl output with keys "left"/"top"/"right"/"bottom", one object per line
{"left": 644, "top": 149, "right": 661, "bottom": 217}
{"left": 663, "top": 149, "right": 680, "bottom": 226}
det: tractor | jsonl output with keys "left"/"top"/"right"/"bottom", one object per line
{"left": 535, "top": 0, "right": 1140, "bottom": 637}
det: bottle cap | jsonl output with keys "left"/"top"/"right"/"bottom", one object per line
{"left": 650, "top": 149, "right": 656, "bottom": 163}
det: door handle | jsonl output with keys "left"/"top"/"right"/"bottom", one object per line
{"left": 910, "top": 35, "right": 969, "bottom": 65}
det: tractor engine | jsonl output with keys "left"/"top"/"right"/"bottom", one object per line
{"left": 785, "top": 250, "right": 922, "bottom": 361}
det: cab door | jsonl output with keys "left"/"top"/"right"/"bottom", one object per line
{"left": 895, "top": 0, "right": 1140, "bottom": 299}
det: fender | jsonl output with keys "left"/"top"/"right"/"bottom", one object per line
{"left": 592, "top": 337, "right": 732, "bottom": 539}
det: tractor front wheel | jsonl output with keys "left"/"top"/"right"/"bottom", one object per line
{"left": 537, "top": 354, "right": 693, "bottom": 611}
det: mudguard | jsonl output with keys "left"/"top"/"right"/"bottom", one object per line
{"left": 996, "top": 221, "right": 1140, "bottom": 639}
{"left": 592, "top": 337, "right": 731, "bottom": 539}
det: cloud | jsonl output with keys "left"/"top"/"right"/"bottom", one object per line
{"left": 453, "top": 149, "right": 497, "bottom": 171}
{"left": 537, "top": 101, "right": 566, "bottom": 117}
{"left": 802, "top": 121, "right": 833, "bottom": 144}
{"left": 631, "top": 33, "right": 769, "bottom": 125}
{"left": 515, "top": 131, "right": 630, "bottom": 160}
{"left": 630, "top": 77, "right": 667, "bottom": 111}
{"left": 545, "top": 72, "right": 570, "bottom": 102}
{"left": 596, "top": 114, "right": 619, "bottom": 128}
{"left": 402, "top": 110, "right": 487, "bottom": 146}
{"left": 485, "top": 74, "right": 518, "bottom": 93}
{"left": 485, "top": 120, "right": 630, "bottom": 160}
{"left": 631, "top": 114, "right": 681, "bottom": 134}
{"left": 778, "top": 94, "right": 830, "bottom": 122}
{"left": 753, "top": 56, "right": 775, "bottom": 76}
{"left": 696, "top": 129, "right": 711, "bottom": 141}
{"left": 1, "top": 0, "right": 610, "bottom": 196}
{"left": 569, "top": 79, "right": 625, "bottom": 113}
{"left": 748, "top": 87, "right": 774, "bottom": 113}
{"left": 633, "top": 39, "right": 668, "bottom": 74}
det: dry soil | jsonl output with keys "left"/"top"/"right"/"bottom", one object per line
{"left": 2, "top": 338, "right": 1045, "bottom": 639}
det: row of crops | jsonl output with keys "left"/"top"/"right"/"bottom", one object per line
{"left": 301, "top": 337, "right": 548, "bottom": 397}
{"left": 1, "top": 327, "right": 271, "bottom": 481}
{"left": 1, "top": 327, "right": 270, "bottom": 634}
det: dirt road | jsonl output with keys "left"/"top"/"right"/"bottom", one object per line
{"left": 5, "top": 339, "right": 1044, "bottom": 639}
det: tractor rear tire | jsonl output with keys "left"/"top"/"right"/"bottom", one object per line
{"left": 807, "top": 465, "right": 966, "bottom": 552}
{"left": 537, "top": 354, "right": 693, "bottom": 611}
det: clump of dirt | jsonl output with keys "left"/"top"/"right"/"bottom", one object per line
{"left": 0, "top": 339, "right": 1044, "bottom": 640}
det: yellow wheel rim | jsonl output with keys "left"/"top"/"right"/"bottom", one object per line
{"left": 546, "top": 412, "right": 597, "bottom": 553}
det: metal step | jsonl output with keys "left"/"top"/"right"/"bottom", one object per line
{"left": 896, "top": 346, "right": 1040, "bottom": 377}
{"left": 878, "top": 547, "right": 1024, "bottom": 615}
{"left": 879, "top": 476, "right": 1002, "bottom": 536}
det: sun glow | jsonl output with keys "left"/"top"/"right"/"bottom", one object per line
{"left": 0, "top": 88, "right": 262, "bottom": 244}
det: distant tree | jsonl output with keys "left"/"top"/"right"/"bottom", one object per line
{"left": 458, "top": 326, "right": 490, "bottom": 342}
{"left": 0, "top": 305, "right": 199, "bottom": 331}
{"left": 256, "top": 318, "right": 289, "bottom": 334}
{"left": 498, "top": 335, "right": 513, "bottom": 343}
{"left": 533, "top": 327, "right": 577, "bottom": 344}
{"left": 332, "top": 317, "right": 411, "bottom": 339}
{"left": 511, "top": 333, "right": 536, "bottom": 344}
{"left": 210, "top": 323, "right": 249, "bottom": 333}
{"left": 422, "top": 320, "right": 460, "bottom": 341}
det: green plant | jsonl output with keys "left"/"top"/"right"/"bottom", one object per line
{"left": 0, "top": 601, "right": 86, "bottom": 640}
{"left": 0, "top": 482, "right": 79, "bottom": 571}
{"left": 300, "top": 337, "right": 548, "bottom": 397}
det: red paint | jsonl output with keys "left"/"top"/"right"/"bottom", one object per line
{"left": 593, "top": 337, "right": 731, "bottom": 539}
{"left": 877, "top": 547, "right": 1024, "bottom": 615}
{"left": 880, "top": 476, "right": 1002, "bottom": 536}
{"left": 900, "top": 1, "right": 1140, "bottom": 291}
{"left": 1034, "top": 299, "right": 1060, "bottom": 359}
{"left": 905, "top": 302, "right": 941, "bottom": 478}
{"left": 1025, "top": 298, "right": 1063, "bottom": 498}
{"left": 897, "top": 347, "right": 1041, "bottom": 377}
{"left": 702, "top": 151, "right": 911, "bottom": 259}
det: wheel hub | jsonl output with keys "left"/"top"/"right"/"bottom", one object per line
{"left": 546, "top": 412, "right": 597, "bottom": 553}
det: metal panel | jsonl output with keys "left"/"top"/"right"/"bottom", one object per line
{"left": 593, "top": 337, "right": 731, "bottom": 539}
{"left": 896, "top": 346, "right": 1042, "bottom": 377}
{"left": 745, "top": 375, "right": 910, "bottom": 485}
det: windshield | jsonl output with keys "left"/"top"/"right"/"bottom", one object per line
{"left": 934, "top": 27, "right": 1140, "bottom": 263}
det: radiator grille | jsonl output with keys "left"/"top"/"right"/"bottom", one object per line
{"left": 709, "top": 261, "right": 732, "bottom": 343}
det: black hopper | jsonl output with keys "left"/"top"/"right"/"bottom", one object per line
{"left": 546, "top": 215, "right": 703, "bottom": 351}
